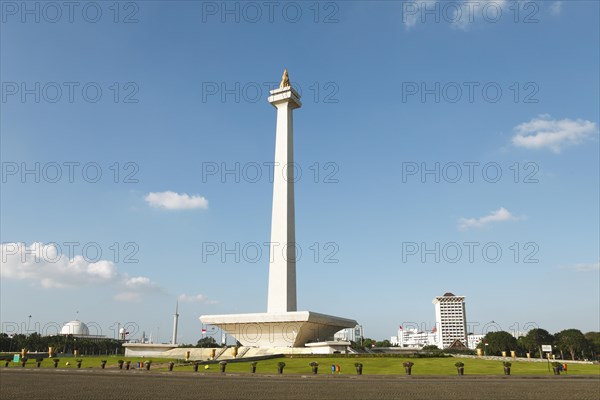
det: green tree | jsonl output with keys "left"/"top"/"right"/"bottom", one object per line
{"left": 477, "top": 331, "right": 518, "bottom": 356}
{"left": 25, "top": 332, "right": 43, "bottom": 352}
{"left": 0, "top": 334, "right": 10, "bottom": 352}
{"left": 375, "top": 339, "right": 392, "bottom": 347}
{"left": 517, "top": 336, "right": 531, "bottom": 355}
{"left": 361, "top": 338, "right": 376, "bottom": 349}
{"left": 584, "top": 332, "right": 600, "bottom": 361}
{"left": 349, "top": 340, "right": 362, "bottom": 351}
{"left": 196, "top": 336, "right": 221, "bottom": 348}
{"left": 520, "top": 328, "right": 554, "bottom": 358}
{"left": 555, "top": 329, "right": 587, "bottom": 360}
{"left": 422, "top": 345, "right": 441, "bottom": 352}
{"left": 11, "top": 334, "right": 27, "bottom": 353}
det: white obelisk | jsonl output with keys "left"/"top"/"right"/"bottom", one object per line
{"left": 171, "top": 300, "right": 179, "bottom": 345}
{"left": 267, "top": 69, "right": 302, "bottom": 313}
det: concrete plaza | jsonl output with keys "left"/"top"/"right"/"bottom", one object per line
{"left": 1, "top": 369, "right": 598, "bottom": 400}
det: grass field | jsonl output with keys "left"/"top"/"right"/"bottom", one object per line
{"left": 4, "top": 355, "right": 599, "bottom": 376}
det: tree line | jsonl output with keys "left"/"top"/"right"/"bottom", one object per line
{"left": 477, "top": 329, "right": 599, "bottom": 361}
{"left": 0, "top": 333, "right": 123, "bottom": 356}
{"left": 3, "top": 329, "right": 598, "bottom": 361}
{"left": 354, "top": 329, "right": 599, "bottom": 361}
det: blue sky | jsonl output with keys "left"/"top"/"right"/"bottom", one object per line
{"left": 1, "top": 1, "right": 598, "bottom": 344}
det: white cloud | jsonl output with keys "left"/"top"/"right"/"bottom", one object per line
{"left": 0, "top": 243, "right": 117, "bottom": 288}
{"left": 114, "top": 292, "right": 142, "bottom": 302}
{"left": 561, "top": 262, "right": 599, "bottom": 272}
{"left": 1, "top": 242, "right": 160, "bottom": 302}
{"left": 125, "top": 276, "right": 156, "bottom": 289}
{"left": 458, "top": 207, "right": 518, "bottom": 230}
{"left": 114, "top": 276, "right": 162, "bottom": 302}
{"left": 178, "top": 293, "right": 218, "bottom": 305}
{"left": 88, "top": 261, "right": 117, "bottom": 280}
{"left": 144, "top": 191, "right": 208, "bottom": 210}
{"left": 402, "top": 0, "right": 437, "bottom": 30}
{"left": 550, "top": 1, "right": 562, "bottom": 15}
{"left": 511, "top": 115, "right": 598, "bottom": 153}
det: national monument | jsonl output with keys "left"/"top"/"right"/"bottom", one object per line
{"left": 200, "top": 70, "right": 357, "bottom": 349}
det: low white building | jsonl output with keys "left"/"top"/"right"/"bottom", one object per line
{"left": 467, "top": 333, "right": 485, "bottom": 350}
{"left": 391, "top": 327, "right": 438, "bottom": 348}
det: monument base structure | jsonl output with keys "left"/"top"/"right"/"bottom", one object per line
{"left": 122, "top": 343, "right": 178, "bottom": 357}
{"left": 200, "top": 311, "right": 357, "bottom": 348}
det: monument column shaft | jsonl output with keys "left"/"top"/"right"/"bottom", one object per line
{"left": 267, "top": 87, "right": 301, "bottom": 313}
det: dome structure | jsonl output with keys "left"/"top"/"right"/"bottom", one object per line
{"left": 60, "top": 320, "right": 90, "bottom": 336}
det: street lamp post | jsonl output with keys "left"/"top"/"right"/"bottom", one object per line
{"left": 27, "top": 315, "right": 32, "bottom": 336}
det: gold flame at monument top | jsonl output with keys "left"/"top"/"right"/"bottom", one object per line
{"left": 279, "top": 69, "right": 290, "bottom": 89}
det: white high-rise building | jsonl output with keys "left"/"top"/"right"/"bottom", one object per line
{"left": 433, "top": 292, "right": 467, "bottom": 349}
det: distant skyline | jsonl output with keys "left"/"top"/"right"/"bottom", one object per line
{"left": 1, "top": 1, "right": 599, "bottom": 344}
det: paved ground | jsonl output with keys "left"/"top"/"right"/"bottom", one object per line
{"left": 1, "top": 369, "right": 599, "bottom": 400}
